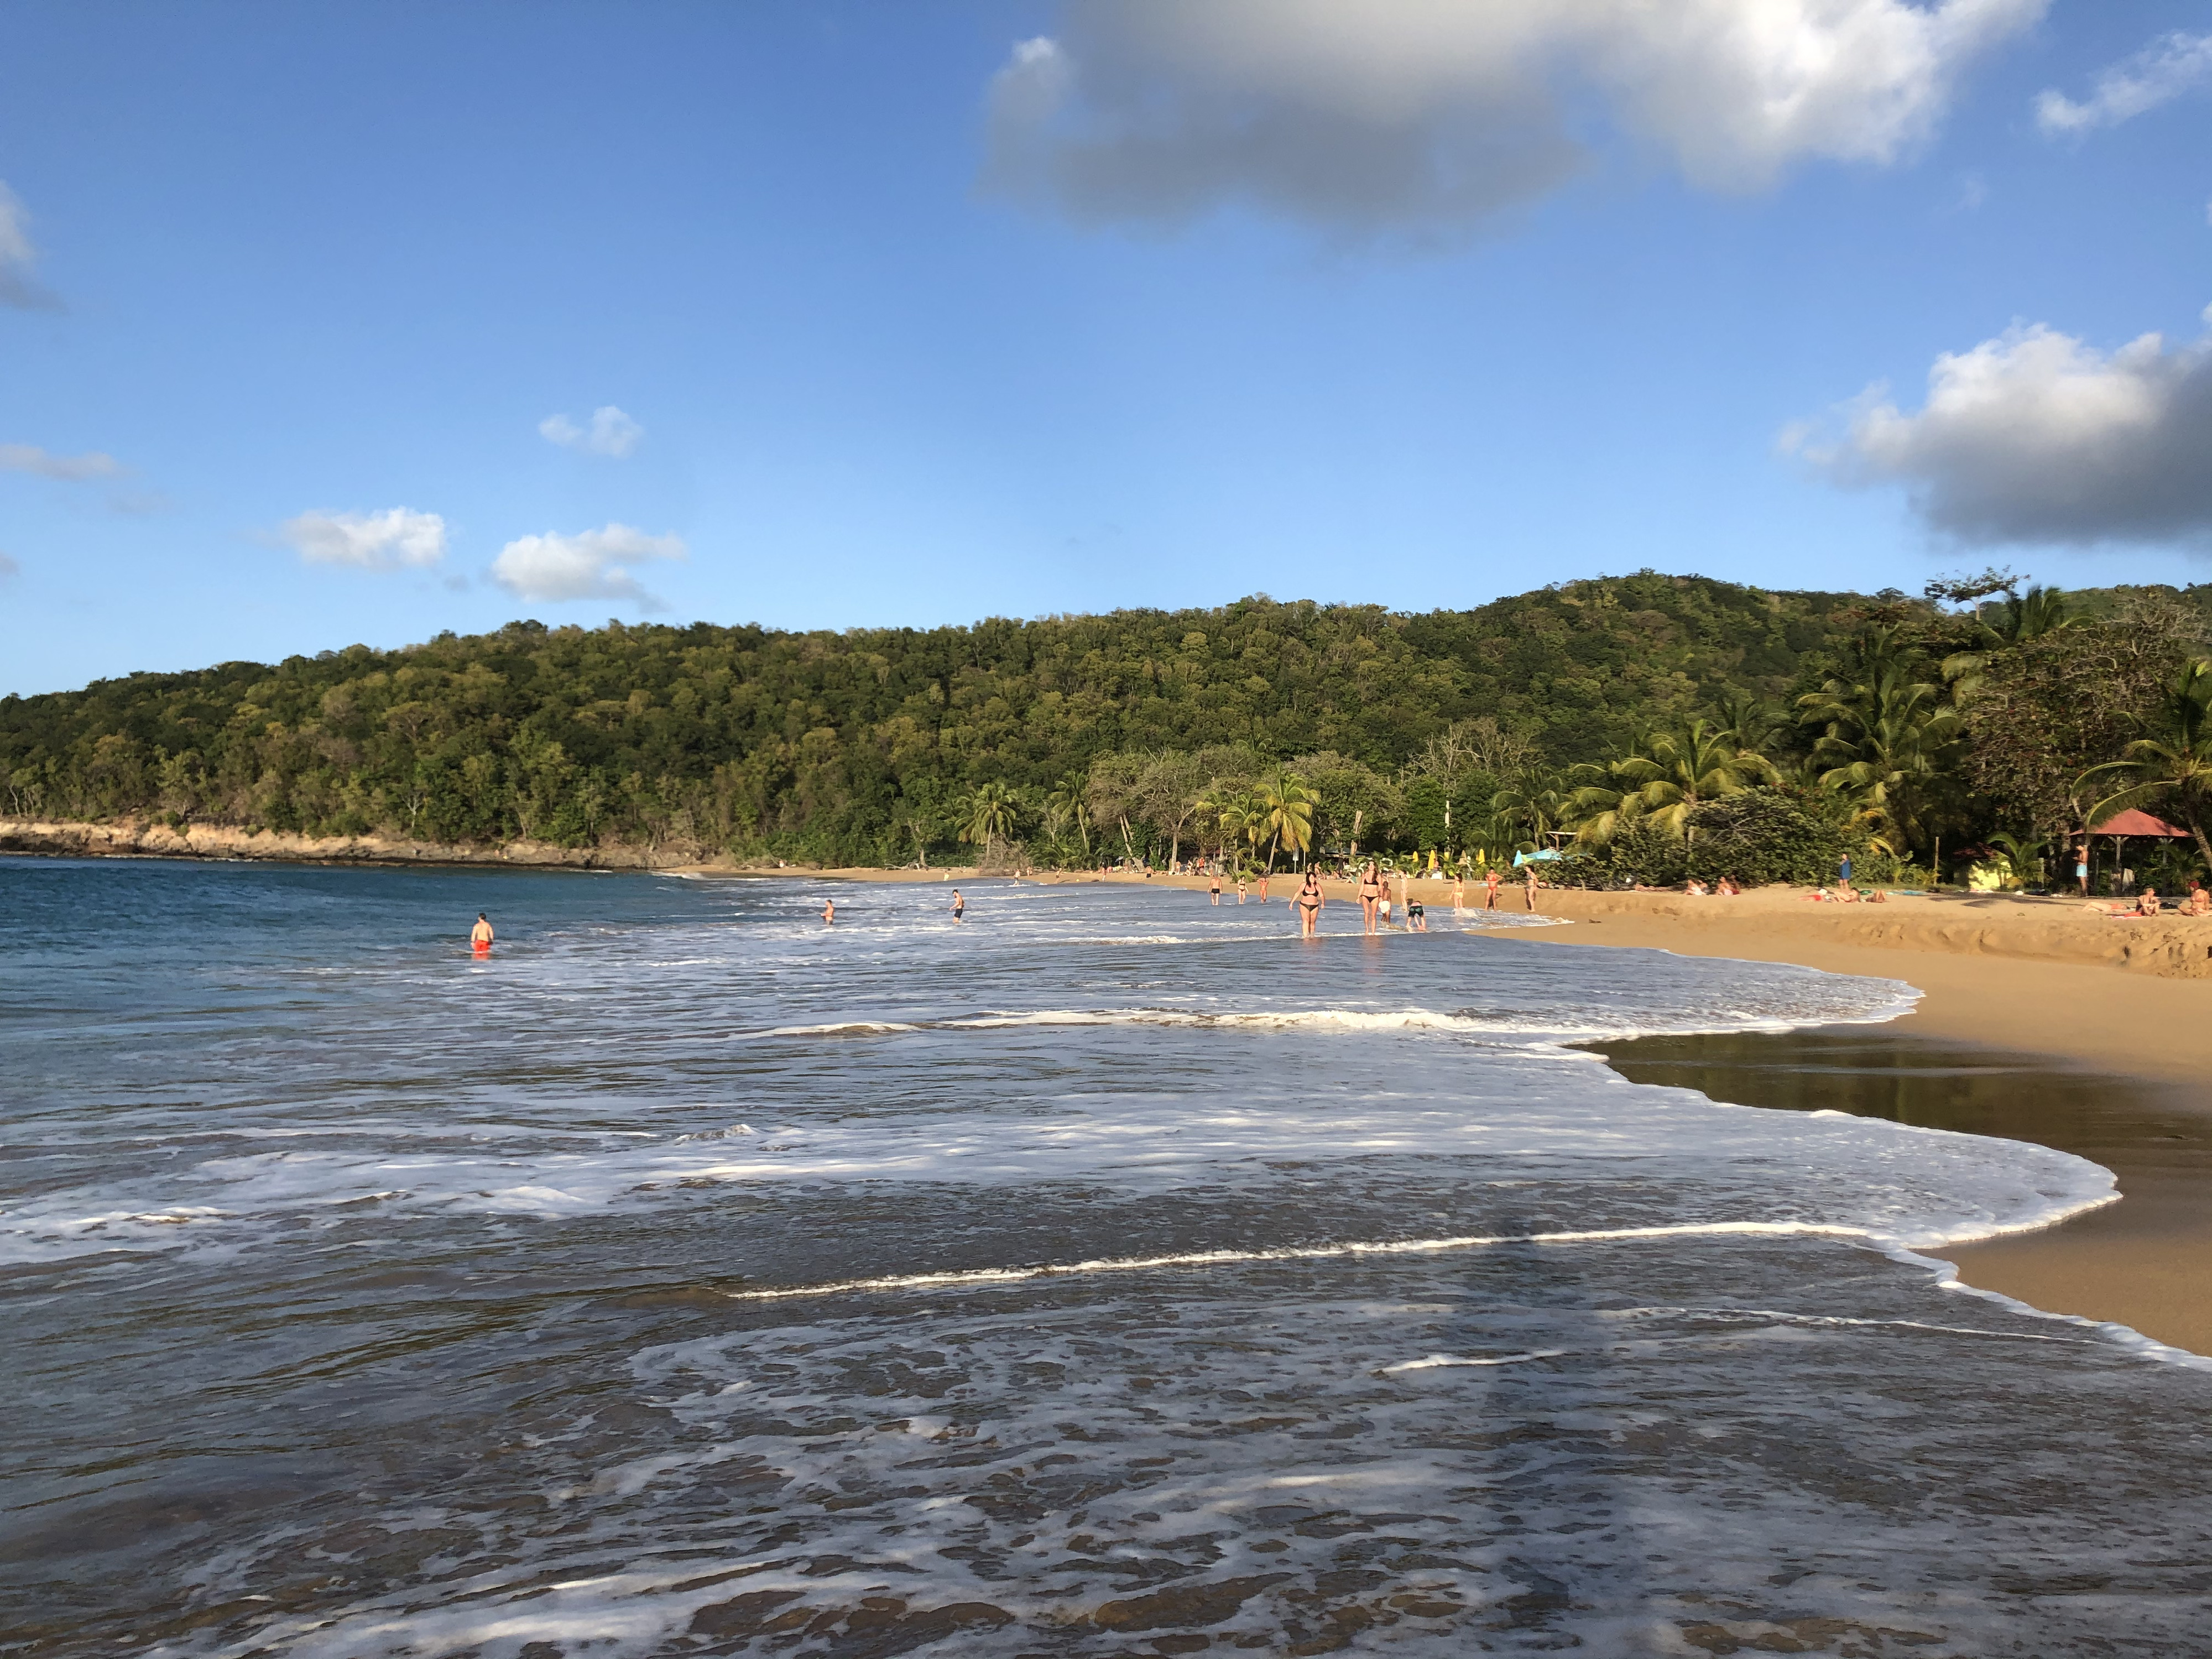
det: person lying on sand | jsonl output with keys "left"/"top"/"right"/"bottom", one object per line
{"left": 1684, "top": 879, "right": 1708, "bottom": 896}
{"left": 2085, "top": 887, "right": 2162, "bottom": 918}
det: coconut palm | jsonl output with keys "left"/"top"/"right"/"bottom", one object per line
{"left": 1251, "top": 768, "right": 1318, "bottom": 874}
{"left": 2080, "top": 659, "right": 2212, "bottom": 871}
{"left": 1943, "top": 584, "right": 2072, "bottom": 699}
{"left": 1491, "top": 771, "right": 1574, "bottom": 852}
{"left": 1567, "top": 720, "right": 1775, "bottom": 847}
{"left": 959, "top": 780, "right": 1020, "bottom": 864}
{"left": 1046, "top": 771, "right": 1090, "bottom": 856}
{"left": 1798, "top": 662, "right": 1959, "bottom": 856}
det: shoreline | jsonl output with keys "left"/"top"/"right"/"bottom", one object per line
{"left": 12, "top": 844, "right": 2206, "bottom": 1353}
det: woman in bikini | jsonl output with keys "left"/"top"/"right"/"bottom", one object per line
{"left": 1296, "top": 870, "right": 1324, "bottom": 937}
{"left": 1484, "top": 867, "right": 1502, "bottom": 911}
{"left": 1358, "top": 862, "right": 1383, "bottom": 935}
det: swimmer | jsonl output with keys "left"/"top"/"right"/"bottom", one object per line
{"left": 469, "top": 912, "right": 493, "bottom": 953}
{"left": 1296, "top": 870, "right": 1324, "bottom": 937}
{"left": 951, "top": 889, "right": 964, "bottom": 921}
{"left": 821, "top": 897, "right": 835, "bottom": 924}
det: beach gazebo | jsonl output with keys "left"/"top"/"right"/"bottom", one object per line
{"left": 2088, "top": 807, "right": 2188, "bottom": 892}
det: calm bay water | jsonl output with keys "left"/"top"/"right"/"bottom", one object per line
{"left": 3, "top": 857, "right": 2209, "bottom": 1656}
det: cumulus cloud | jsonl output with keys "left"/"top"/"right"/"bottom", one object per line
{"left": 490, "top": 523, "right": 685, "bottom": 605}
{"left": 281, "top": 508, "right": 449, "bottom": 571}
{"left": 0, "top": 443, "right": 122, "bottom": 481}
{"left": 0, "top": 181, "right": 60, "bottom": 309}
{"left": 539, "top": 405, "right": 644, "bottom": 458}
{"left": 983, "top": 0, "right": 2043, "bottom": 234}
{"left": 2035, "top": 29, "right": 2212, "bottom": 137}
{"left": 1788, "top": 305, "right": 2212, "bottom": 546}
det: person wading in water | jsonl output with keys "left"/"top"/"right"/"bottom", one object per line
{"left": 469, "top": 913, "right": 494, "bottom": 954}
{"left": 1359, "top": 863, "right": 1383, "bottom": 935}
{"left": 1296, "top": 870, "right": 1324, "bottom": 937}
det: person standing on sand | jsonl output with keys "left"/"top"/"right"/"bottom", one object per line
{"left": 1839, "top": 853, "right": 1853, "bottom": 885}
{"left": 470, "top": 913, "right": 494, "bottom": 953}
{"left": 2075, "top": 843, "right": 2090, "bottom": 896}
{"left": 1296, "top": 870, "right": 1324, "bottom": 937}
{"left": 1484, "top": 868, "right": 1502, "bottom": 911}
{"left": 951, "top": 889, "right": 964, "bottom": 922}
{"left": 1209, "top": 870, "right": 1222, "bottom": 905}
{"left": 1524, "top": 864, "right": 1540, "bottom": 912}
{"left": 1359, "top": 863, "right": 1383, "bottom": 934}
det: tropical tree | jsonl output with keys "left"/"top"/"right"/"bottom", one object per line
{"left": 1567, "top": 719, "right": 1775, "bottom": 847}
{"left": 1212, "top": 789, "right": 1261, "bottom": 874}
{"left": 1045, "top": 770, "right": 1091, "bottom": 857}
{"left": 1250, "top": 768, "right": 1318, "bottom": 874}
{"left": 959, "top": 780, "right": 1020, "bottom": 865}
{"left": 1138, "top": 750, "right": 1207, "bottom": 868}
{"left": 1087, "top": 752, "right": 1147, "bottom": 864}
{"left": 1798, "top": 656, "right": 1960, "bottom": 856}
{"left": 2080, "top": 659, "right": 2212, "bottom": 872}
{"left": 1490, "top": 770, "right": 1574, "bottom": 855}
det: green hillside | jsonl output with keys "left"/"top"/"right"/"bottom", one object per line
{"left": 5, "top": 571, "right": 2209, "bottom": 878}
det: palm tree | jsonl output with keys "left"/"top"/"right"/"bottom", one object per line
{"left": 1213, "top": 788, "right": 1261, "bottom": 875}
{"left": 1943, "top": 584, "right": 2072, "bottom": 698}
{"left": 1046, "top": 771, "right": 1090, "bottom": 857}
{"left": 1492, "top": 770, "right": 1574, "bottom": 853}
{"left": 1251, "top": 769, "right": 1317, "bottom": 874}
{"left": 1799, "top": 659, "right": 1960, "bottom": 856}
{"left": 1567, "top": 721, "right": 1774, "bottom": 847}
{"left": 1984, "top": 828, "right": 2046, "bottom": 889}
{"left": 2081, "top": 659, "right": 2212, "bottom": 872}
{"left": 959, "top": 780, "right": 1020, "bottom": 865}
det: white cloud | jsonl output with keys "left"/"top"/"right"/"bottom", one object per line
{"left": 2035, "top": 29, "right": 2212, "bottom": 136}
{"left": 984, "top": 0, "right": 2044, "bottom": 234}
{"left": 0, "top": 443, "right": 121, "bottom": 481}
{"left": 539, "top": 405, "right": 644, "bottom": 458}
{"left": 281, "top": 508, "right": 449, "bottom": 571}
{"left": 1789, "top": 305, "right": 2212, "bottom": 546}
{"left": 0, "top": 181, "right": 60, "bottom": 309}
{"left": 490, "top": 523, "right": 685, "bottom": 605}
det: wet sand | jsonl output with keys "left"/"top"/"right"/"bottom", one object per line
{"left": 1593, "top": 1026, "right": 2212, "bottom": 1357}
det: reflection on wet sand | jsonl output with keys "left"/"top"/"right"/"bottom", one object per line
{"left": 1595, "top": 1026, "right": 2212, "bottom": 1354}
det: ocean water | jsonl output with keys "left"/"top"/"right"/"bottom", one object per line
{"left": 3, "top": 857, "right": 2209, "bottom": 1657}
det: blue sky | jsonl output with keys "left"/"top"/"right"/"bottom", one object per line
{"left": 2, "top": 1, "right": 2209, "bottom": 696}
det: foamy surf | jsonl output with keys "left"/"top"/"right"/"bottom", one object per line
{"left": 12, "top": 864, "right": 2210, "bottom": 1658}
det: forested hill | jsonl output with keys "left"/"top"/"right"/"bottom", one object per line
{"left": 2, "top": 572, "right": 2182, "bottom": 867}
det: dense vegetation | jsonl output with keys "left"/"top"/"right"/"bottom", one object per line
{"left": 7, "top": 570, "right": 2211, "bottom": 889}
